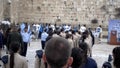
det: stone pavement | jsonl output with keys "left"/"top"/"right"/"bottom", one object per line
{"left": 1, "top": 39, "right": 118, "bottom": 68}
{"left": 92, "top": 39, "right": 117, "bottom": 68}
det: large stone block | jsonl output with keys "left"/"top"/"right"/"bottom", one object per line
{"left": 0, "top": 0, "right": 117, "bottom": 26}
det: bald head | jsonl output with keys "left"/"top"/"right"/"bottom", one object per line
{"left": 45, "top": 37, "right": 72, "bottom": 68}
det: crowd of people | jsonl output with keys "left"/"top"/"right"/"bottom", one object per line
{"left": 0, "top": 22, "right": 118, "bottom": 68}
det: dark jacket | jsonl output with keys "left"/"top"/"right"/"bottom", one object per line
{"left": 0, "top": 32, "right": 3, "bottom": 48}
{"left": 81, "top": 57, "right": 97, "bottom": 68}
{"left": 7, "top": 31, "right": 23, "bottom": 50}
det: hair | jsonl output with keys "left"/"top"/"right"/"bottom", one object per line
{"left": 72, "top": 30, "right": 76, "bottom": 35}
{"left": 45, "top": 37, "right": 72, "bottom": 68}
{"left": 61, "top": 28, "right": 64, "bottom": 32}
{"left": 83, "top": 24, "right": 86, "bottom": 27}
{"left": 99, "top": 25, "right": 101, "bottom": 27}
{"left": 79, "top": 42, "right": 88, "bottom": 63}
{"left": 12, "top": 26, "right": 19, "bottom": 32}
{"left": 81, "top": 30, "right": 89, "bottom": 42}
{"left": 66, "top": 34, "right": 73, "bottom": 39}
{"left": 5, "top": 28, "right": 11, "bottom": 37}
{"left": 54, "top": 30, "right": 60, "bottom": 35}
{"left": 54, "top": 30, "right": 57, "bottom": 34}
{"left": 17, "top": 28, "right": 21, "bottom": 33}
{"left": 9, "top": 42, "right": 20, "bottom": 68}
{"left": 71, "top": 47, "right": 84, "bottom": 68}
{"left": 44, "top": 29, "right": 47, "bottom": 32}
{"left": 113, "top": 47, "right": 120, "bottom": 68}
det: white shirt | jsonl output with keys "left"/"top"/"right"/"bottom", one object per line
{"left": 51, "top": 25, "right": 55, "bottom": 31}
{"left": 21, "top": 32, "right": 30, "bottom": 43}
{"left": 41, "top": 32, "right": 48, "bottom": 41}
{"left": 52, "top": 34, "right": 60, "bottom": 37}
{"left": 96, "top": 27, "right": 102, "bottom": 33}
{"left": 80, "top": 26, "right": 86, "bottom": 33}
{"left": 36, "top": 24, "right": 40, "bottom": 32}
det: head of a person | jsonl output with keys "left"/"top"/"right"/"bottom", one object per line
{"left": 79, "top": 42, "right": 88, "bottom": 62}
{"left": 71, "top": 47, "right": 84, "bottom": 68}
{"left": 11, "top": 26, "right": 18, "bottom": 32}
{"left": 112, "top": 47, "right": 120, "bottom": 68}
{"left": 49, "top": 28, "right": 53, "bottom": 32}
{"left": 82, "top": 30, "right": 89, "bottom": 38}
{"left": 43, "top": 37, "right": 73, "bottom": 68}
{"left": 72, "top": 30, "right": 76, "bottom": 35}
{"left": 6, "top": 28, "right": 12, "bottom": 34}
{"left": 44, "top": 29, "right": 47, "bottom": 32}
{"left": 99, "top": 25, "right": 101, "bottom": 27}
{"left": 83, "top": 24, "right": 86, "bottom": 27}
{"left": 66, "top": 34, "right": 73, "bottom": 39}
{"left": 54, "top": 30, "right": 57, "bottom": 34}
{"left": 61, "top": 28, "right": 64, "bottom": 32}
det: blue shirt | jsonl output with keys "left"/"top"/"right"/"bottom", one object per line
{"left": 41, "top": 32, "right": 48, "bottom": 41}
{"left": 82, "top": 57, "right": 97, "bottom": 68}
{"left": 21, "top": 32, "right": 30, "bottom": 43}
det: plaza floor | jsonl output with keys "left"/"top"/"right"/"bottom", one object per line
{"left": 1, "top": 39, "right": 118, "bottom": 68}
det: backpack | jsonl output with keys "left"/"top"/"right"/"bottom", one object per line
{"left": 0, "top": 55, "right": 9, "bottom": 68}
{"left": 36, "top": 50, "right": 43, "bottom": 59}
{"left": 102, "top": 55, "right": 112, "bottom": 68}
{"left": 102, "top": 62, "right": 112, "bottom": 68}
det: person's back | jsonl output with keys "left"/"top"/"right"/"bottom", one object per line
{"left": 3, "top": 42, "right": 28, "bottom": 68}
{"left": 60, "top": 32, "right": 66, "bottom": 38}
{"left": 8, "top": 31, "right": 22, "bottom": 43}
{"left": 7, "top": 30, "right": 23, "bottom": 53}
{"left": 41, "top": 31, "right": 48, "bottom": 41}
{"left": 71, "top": 48, "right": 84, "bottom": 68}
{"left": 66, "top": 34, "right": 74, "bottom": 48}
{"left": 67, "top": 38, "right": 74, "bottom": 48}
{"left": 79, "top": 42, "right": 97, "bottom": 68}
{"left": 7, "top": 31, "right": 23, "bottom": 49}
{"left": 81, "top": 57, "right": 97, "bottom": 68}
{"left": 112, "top": 47, "right": 120, "bottom": 68}
{"left": 5, "top": 53, "right": 28, "bottom": 68}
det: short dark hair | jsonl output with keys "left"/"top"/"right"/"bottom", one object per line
{"left": 45, "top": 37, "right": 72, "bottom": 68}
{"left": 113, "top": 47, "right": 120, "bottom": 68}
{"left": 79, "top": 42, "right": 88, "bottom": 62}
{"left": 71, "top": 47, "right": 84, "bottom": 68}
{"left": 66, "top": 34, "right": 73, "bottom": 39}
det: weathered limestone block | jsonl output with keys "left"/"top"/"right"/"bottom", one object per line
{"left": 0, "top": 0, "right": 117, "bottom": 26}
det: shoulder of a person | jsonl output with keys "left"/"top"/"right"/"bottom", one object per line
{"left": 17, "top": 54, "right": 27, "bottom": 62}
{"left": 87, "top": 57, "right": 96, "bottom": 63}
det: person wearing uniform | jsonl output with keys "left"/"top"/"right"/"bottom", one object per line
{"left": 2, "top": 42, "right": 28, "bottom": 68}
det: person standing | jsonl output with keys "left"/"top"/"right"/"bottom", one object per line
{"left": 41, "top": 29, "right": 48, "bottom": 49}
{"left": 7, "top": 27, "right": 23, "bottom": 54}
{"left": 66, "top": 34, "right": 74, "bottom": 48}
{"left": 96, "top": 25, "right": 102, "bottom": 41}
{"left": 80, "top": 24, "right": 86, "bottom": 33}
{"left": 3, "top": 42, "right": 28, "bottom": 68}
{"left": 0, "top": 29, "right": 3, "bottom": 57}
{"left": 21, "top": 27, "right": 30, "bottom": 57}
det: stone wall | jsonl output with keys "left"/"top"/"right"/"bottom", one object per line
{"left": 0, "top": 0, "right": 4, "bottom": 21}
{"left": 3, "top": 0, "right": 120, "bottom": 25}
